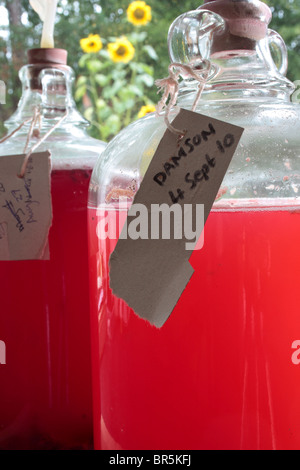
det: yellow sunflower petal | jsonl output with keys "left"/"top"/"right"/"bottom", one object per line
{"left": 108, "top": 37, "right": 135, "bottom": 63}
{"left": 80, "top": 34, "right": 103, "bottom": 53}
{"left": 138, "top": 104, "right": 156, "bottom": 118}
{"left": 127, "top": 1, "right": 152, "bottom": 26}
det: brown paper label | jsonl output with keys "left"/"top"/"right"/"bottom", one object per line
{"left": 0, "top": 151, "right": 52, "bottom": 260}
{"left": 109, "top": 109, "right": 244, "bottom": 327}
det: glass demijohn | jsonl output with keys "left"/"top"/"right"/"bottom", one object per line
{"left": 0, "top": 48, "right": 106, "bottom": 450}
{"left": 88, "top": 0, "right": 300, "bottom": 450}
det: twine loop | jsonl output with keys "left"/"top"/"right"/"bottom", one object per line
{"left": 155, "top": 60, "right": 212, "bottom": 137}
{"left": 0, "top": 106, "right": 68, "bottom": 178}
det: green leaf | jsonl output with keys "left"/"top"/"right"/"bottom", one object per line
{"left": 127, "top": 84, "right": 144, "bottom": 97}
{"left": 130, "top": 62, "right": 154, "bottom": 76}
{"left": 96, "top": 98, "right": 107, "bottom": 110}
{"left": 103, "top": 79, "right": 127, "bottom": 99}
{"left": 74, "top": 84, "right": 87, "bottom": 100}
{"left": 106, "top": 114, "right": 121, "bottom": 134}
{"left": 78, "top": 54, "right": 91, "bottom": 68}
{"left": 99, "top": 49, "right": 111, "bottom": 61}
{"left": 94, "top": 74, "right": 110, "bottom": 86}
{"left": 111, "top": 68, "right": 127, "bottom": 80}
{"left": 136, "top": 74, "right": 155, "bottom": 87}
{"left": 143, "top": 45, "right": 158, "bottom": 61}
{"left": 112, "top": 100, "right": 127, "bottom": 114}
{"left": 129, "top": 62, "right": 144, "bottom": 74}
{"left": 129, "top": 31, "right": 148, "bottom": 44}
{"left": 84, "top": 107, "right": 94, "bottom": 122}
{"left": 121, "top": 98, "right": 136, "bottom": 110}
{"left": 76, "top": 75, "right": 87, "bottom": 87}
{"left": 87, "top": 60, "right": 104, "bottom": 73}
{"left": 140, "top": 63, "right": 154, "bottom": 76}
{"left": 118, "top": 88, "right": 134, "bottom": 101}
{"left": 98, "top": 107, "right": 113, "bottom": 120}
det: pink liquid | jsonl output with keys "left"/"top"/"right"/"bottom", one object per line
{"left": 88, "top": 200, "right": 300, "bottom": 450}
{"left": 0, "top": 168, "right": 93, "bottom": 450}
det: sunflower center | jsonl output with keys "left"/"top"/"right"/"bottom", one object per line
{"left": 116, "top": 45, "right": 127, "bottom": 56}
{"left": 89, "top": 41, "right": 95, "bottom": 47}
{"left": 133, "top": 8, "right": 145, "bottom": 19}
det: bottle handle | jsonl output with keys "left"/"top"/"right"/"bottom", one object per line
{"left": 168, "top": 9, "right": 225, "bottom": 71}
{"left": 267, "top": 29, "right": 288, "bottom": 76}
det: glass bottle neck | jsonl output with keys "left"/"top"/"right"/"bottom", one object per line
{"left": 178, "top": 36, "right": 295, "bottom": 105}
{"left": 5, "top": 64, "right": 87, "bottom": 133}
{"left": 169, "top": 2, "right": 294, "bottom": 104}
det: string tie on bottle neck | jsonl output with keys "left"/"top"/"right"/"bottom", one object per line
{"left": 0, "top": 106, "right": 68, "bottom": 178}
{"left": 155, "top": 60, "right": 212, "bottom": 138}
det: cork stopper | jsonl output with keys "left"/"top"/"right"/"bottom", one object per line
{"left": 27, "top": 48, "right": 68, "bottom": 66}
{"left": 200, "top": 0, "right": 272, "bottom": 54}
{"left": 27, "top": 48, "right": 68, "bottom": 90}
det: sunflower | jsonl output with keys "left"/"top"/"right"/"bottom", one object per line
{"left": 127, "top": 1, "right": 152, "bottom": 26}
{"left": 138, "top": 104, "right": 156, "bottom": 118}
{"left": 108, "top": 37, "right": 135, "bottom": 63}
{"left": 80, "top": 34, "right": 103, "bottom": 53}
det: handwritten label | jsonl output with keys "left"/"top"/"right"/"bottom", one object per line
{"left": 0, "top": 151, "right": 52, "bottom": 260}
{"left": 109, "top": 109, "right": 244, "bottom": 328}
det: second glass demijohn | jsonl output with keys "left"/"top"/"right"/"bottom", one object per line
{"left": 0, "top": 48, "right": 106, "bottom": 449}
{"left": 88, "top": 0, "right": 300, "bottom": 450}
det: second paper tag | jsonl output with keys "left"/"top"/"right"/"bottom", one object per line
{"left": 0, "top": 151, "right": 52, "bottom": 260}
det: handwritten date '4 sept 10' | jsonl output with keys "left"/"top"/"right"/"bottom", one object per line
{"left": 152, "top": 123, "right": 235, "bottom": 205}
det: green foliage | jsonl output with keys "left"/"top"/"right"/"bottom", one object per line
{"left": 76, "top": 30, "right": 157, "bottom": 141}
{"left": 265, "top": 0, "right": 300, "bottom": 82}
{"left": 1, "top": 1, "right": 300, "bottom": 140}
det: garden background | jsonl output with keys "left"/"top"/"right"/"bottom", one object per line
{"left": 0, "top": 0, "right": 300, "bottom": 141}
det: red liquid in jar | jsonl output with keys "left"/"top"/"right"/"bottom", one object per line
{"left": 88, "top": 200, "right": 300, "bottom": 450}
{"left": 0, "top": 168, "right": 93, "bottom": 450}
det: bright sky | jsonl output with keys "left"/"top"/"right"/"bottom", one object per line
{"left": 0, "top": 1, "right": 100, "bottom": 29}
{"left": 0, "top": 6, "right": 9, "bottom": 26}
{"left": 0, "top": 6, "right": 8, "bottom": 41}
{"left": 0, "top": 5, "right": 30, "bottom": 40}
